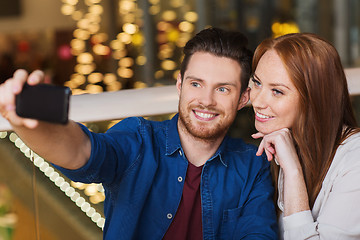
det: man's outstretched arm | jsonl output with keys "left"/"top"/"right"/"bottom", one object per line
{"left": 0, "top": 69, "right": 91, "bottom": 169}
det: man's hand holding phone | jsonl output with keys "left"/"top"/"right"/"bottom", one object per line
{"left": 0, "top": 69, "right": 71, "bottom": 129}
{"left": 0, "top": 69, "right": 43, "bottom": 129}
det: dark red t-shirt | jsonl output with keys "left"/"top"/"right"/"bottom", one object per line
{"left": 163, "top": 162, "right": 203, "bottom": 240}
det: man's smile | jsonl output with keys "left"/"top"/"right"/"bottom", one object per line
{"left": 193, "top": 110, "right": 218, "bottom": 121}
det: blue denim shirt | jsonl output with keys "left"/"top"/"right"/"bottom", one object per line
{"left": 56, "top": 114, "right": 277, "bottom": 239}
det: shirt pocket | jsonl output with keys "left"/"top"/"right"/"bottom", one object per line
{"left": 220, "top": 206, "right": 245, "bottom": 239}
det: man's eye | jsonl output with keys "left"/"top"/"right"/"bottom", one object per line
{"left": 218, "top": 87, "right": 228, "bottom": 93}
{"left": 191, "top": 82, "right": 200, "bottom": 87}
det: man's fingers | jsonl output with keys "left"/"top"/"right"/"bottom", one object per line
{"left": 2, "top": 108, "right": 39, "bottom": 128}
{"left": 1, "top": 80, "right": 16, "bottom": 111}
{"left": 0, "top": 69, "right": 42, "bottom": 129}
{"left": 28, "top": 70, "right": 44, "bottom": 85}
{"left": 12, "top": 69, "right": 29, "bottom": 94}
{"left": 23, "top": 119, "right": 39, "bottom": 129}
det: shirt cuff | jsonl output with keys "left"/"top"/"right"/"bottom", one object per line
{"left": 283, "top": 210, "right": 314, "bottom": 230}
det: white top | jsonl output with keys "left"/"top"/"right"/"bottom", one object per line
{"left": 278, "top": 132, "right": 360, "bottom": 239}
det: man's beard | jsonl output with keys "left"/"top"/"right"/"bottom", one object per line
{"left": 178, "top": 105, "right": 234, "bottom": 141}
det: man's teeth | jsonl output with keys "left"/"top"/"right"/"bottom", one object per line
{"left": 196, "top": 112, "right": 215, "bottom": 119}
{"left": 256, "top": 112, "right": 272, "bottom": 119}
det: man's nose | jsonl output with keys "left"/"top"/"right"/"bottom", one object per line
{"left": 198, "top": 89, "right": 216, "bottom": 107}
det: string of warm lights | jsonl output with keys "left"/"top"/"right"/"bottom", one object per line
{"left": 113, "top": 0, "right": 143, "bottom": 88}
{"left": 60, "top": 0, "right": 199, "bottom": 93}
{"left": 61, "top": 0, "right": 119, "bottom": 95}
{"left": 61, "top": 0, "right": 151, "bottom": 92}
{"left": 151, "top": 0, "right": 197, "bottom": 81}
{"left": 0, "top": 131, "right": 106, "bottom": 229}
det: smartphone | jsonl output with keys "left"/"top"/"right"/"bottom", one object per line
{"left": 15, "top": 83, "right": 71, "bottom": 124}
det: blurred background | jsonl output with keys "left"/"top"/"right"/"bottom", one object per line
{"left": 0, "top": 0, "right": 359, "bottom": 239}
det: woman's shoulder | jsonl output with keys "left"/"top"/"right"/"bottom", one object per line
{"left": 339, "top": 130, "right": 360, "bottom": 153}
{"left": 332, "top": 131, "right": 360, "bottom": 173}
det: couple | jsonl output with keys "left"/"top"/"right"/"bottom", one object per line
{"left": 1, "top": 28, "right": 360, "bottom": 239}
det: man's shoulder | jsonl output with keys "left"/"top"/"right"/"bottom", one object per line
{"left": 223, "top": 137, "right": 268, "bottom": 169}
{"left": 108, "top": 116, "right": 169, "bottom": 132}
{"left": 224, "top": 137, "right": 259, "bottom": 154}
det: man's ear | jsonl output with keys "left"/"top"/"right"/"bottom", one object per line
{"left": 176, "top": 72, "right": 182, "bottom": 95}
{"left": 237, "top": 87, "right": 250, "bottom": 110}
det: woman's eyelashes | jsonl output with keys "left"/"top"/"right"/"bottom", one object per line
{"left": 251, "top": 76, "right": 261, "bottom": 88}
{"left": 251, "top": 76, "right": 285, "bottom": 96}
{"left": 272, "top": 88, "right": 284, "bottom": 96}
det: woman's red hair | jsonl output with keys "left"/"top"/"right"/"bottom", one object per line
{"left": 252, "top": 33, "right": 359, "bottom": 208}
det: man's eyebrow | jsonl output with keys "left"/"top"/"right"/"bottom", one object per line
{"left": 253, "top": 73, "right": 291, "bottom": 90}
{"left": 217, "top": 82, "right": 237, "bottom": 87}
{"left": 184, "top": 75, "right": 203, "bottom": 81}
{"left": 185, "top": 75, "right": 238, "bottom": 87}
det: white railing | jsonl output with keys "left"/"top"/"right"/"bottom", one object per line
{"left": 0, "top": 67, "right": 360, "bottom": 131}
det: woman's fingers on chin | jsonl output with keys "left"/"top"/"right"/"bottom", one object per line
{"left": 256, "top": 139, "right": 265, "bottom": 156}
{"left": 256, "top": 149, "right": 264, "bottom": 156}
{"left": 267, "top": 145, "right": 275, "bottom": 154}
{"left": 251, "top": 132, "right": 265, "bottom": 139}
{"left": 265, "top": 149, "right": 273, "bottom": 161}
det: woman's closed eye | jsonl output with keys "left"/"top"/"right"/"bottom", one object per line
{"left": 272, "top": 88, "right": 284, "bottom": 96}
{"left": 251, "top": 77, "right": 261, "bottom": 88}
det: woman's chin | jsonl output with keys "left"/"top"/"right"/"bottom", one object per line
{"left": 255, "top": 125, "right": 283, "bottom": 135}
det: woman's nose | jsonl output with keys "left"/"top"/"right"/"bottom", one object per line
{"left": 250, "top": 89, "right": 267, "bottom": 109}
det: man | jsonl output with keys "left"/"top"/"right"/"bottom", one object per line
{"left": 0, "top": 28, "right": 277, "bottom": 239}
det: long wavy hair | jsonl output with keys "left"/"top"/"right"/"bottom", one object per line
{"left": 252, "top": 33, "right": 359, "bottom": 208}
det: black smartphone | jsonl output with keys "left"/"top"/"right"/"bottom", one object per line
{"left": 15, "top": 83, "right": 71, "bottom": 124}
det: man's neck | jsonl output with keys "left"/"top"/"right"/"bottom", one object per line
{"left": 178, "top": 126, "right": 225, "bottom": 167}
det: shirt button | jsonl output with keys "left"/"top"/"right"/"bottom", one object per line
{"left": 179, "top": 150, "right": 182, "bottom": 156}
{"left": 167, "top": 213, "right": 173, "bottom": 219}
{"left": 178, "top": 176, "right": 183, "bottom": 182}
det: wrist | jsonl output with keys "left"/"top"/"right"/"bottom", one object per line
{"left": 284, "top": 167, "right": 303, "bottom": 179}
{"left": 282, "top": 160, "right": 304, "bottom": 179}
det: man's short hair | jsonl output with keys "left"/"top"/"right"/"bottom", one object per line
{"left": 180, "top": 27, "right": 253, "bottom": 93}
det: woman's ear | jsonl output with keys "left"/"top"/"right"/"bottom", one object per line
{"left": 237, "top": 87, "right": 250, "bottom": 110}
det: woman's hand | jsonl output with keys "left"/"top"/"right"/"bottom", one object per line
{"left": 252, "top": 128, "right": 302, "bottom": 175}
{"left": 252, "top": 128, "right": 310, "bottom": 216}
{"left": 0, "top": 69, "right": 44, "bottom": 129}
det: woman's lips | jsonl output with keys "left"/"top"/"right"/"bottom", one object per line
{"left": 255, "top": 111, "right": 274, "bottom": 122}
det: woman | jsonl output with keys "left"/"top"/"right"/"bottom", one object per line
{"left": 250, "top": 32, "right": 360, "bottom": 239}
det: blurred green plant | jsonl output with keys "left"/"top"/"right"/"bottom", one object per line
{"left": 0, "top": 184, "right": 16, "bottom": 240}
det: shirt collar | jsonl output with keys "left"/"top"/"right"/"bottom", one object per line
{"left": 209, "top": 137, "right": 228, "bottom": 167}
{"left": 165, "top": 113, "right": 228, "bottom": 167}
{"left": 165, "top": 113, "right": 182, "bottom": 156}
